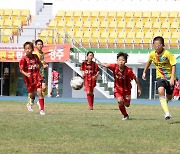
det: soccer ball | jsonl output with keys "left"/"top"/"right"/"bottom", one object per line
{"left": 70, "top": 76, "right": 84, "bottom": 90}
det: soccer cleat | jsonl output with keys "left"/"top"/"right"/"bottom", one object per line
{"left": 122, "top": 115, "right": 129, "bottom": 120}
{"left": 40, "top": 110, "right": 45, "bottom": 115}
{"left": 26, "top": 104, "right": 33, "bottom": 112}
{"left": 56, "top": 94, "right": 59, "bottom": 98}
{"left": 165, "top": 113, "right": 172, "bottom": 120}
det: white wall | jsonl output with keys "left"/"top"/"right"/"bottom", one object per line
{"left": 52, "top": 0, "right": 180, "bottom": 15}
{"left": 0, "top": 0, "right": 43, "bottom": 15}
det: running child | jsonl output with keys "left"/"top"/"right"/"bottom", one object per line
{"left": 101, "top": 52, "right": 141, "bottom": 120}
{"left": 19, "top": 42, "right": 45, "bottom": 115}
{"left": 80, "top": 51, "right": 99, "bottom": 110}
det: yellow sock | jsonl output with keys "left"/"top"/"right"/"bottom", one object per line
{"left": 160, "top": 97, "right": 169, "bottom": 114}
{"left": 27, "top": 93, "right": 31, "bottom": 105}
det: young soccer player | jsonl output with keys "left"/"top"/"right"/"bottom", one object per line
{"left": 101, "top": 52, "right": 141, "bottom": 120}
{"left": 142, "top": 36, "right": 176, "bottom": 120}
{"left": 172, "top": 78, "right": 180, "bottom": 100}
{"left": 50, "top": 68, "right": 60, "bottom": 97}
{"left": 80, "top": 51, "right": 99, "bottom": 110}
{"left": 26, "top": 39, "right": 48, "bottom": 111}
{"left": 19, "top": 42, "right": 45, "bottom": 115}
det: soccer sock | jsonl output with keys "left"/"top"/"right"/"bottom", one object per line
{"left": 39, "top": 98, "right": 45, "bottom": 111}
{"left": 91, "top": 94, "right": 94, "bottom": 107}
{"left": 160, "top": 97, "right": 169, "bottom": 114}
{"left": 87, "top": 94, "right": 92, "bottom": 108}
{"left": 119, "top": 105, "right": 128, "bottom": 117}
{"left": 27, "top": 93, "right": 31, "bottom": 105}
{"left": 30, "top": 98, "right": 35, "bottom": 105}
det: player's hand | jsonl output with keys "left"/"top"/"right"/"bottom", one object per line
{"left": 138, "top": 88, "right": 142, "bottom": 96}
{"left": 26, "top": 73, "right": 31, "bottom": 77}
{"left": 142, "top": 72, "right": 146, "bottom": 80}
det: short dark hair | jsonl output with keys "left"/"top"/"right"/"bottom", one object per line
{"left": 117, "top": 52, "right": 128, "bottom": 62}
{"left": 87, "top": 51, "right": 94, "bottom": 56}
{"left": 35, "top": 39, "right": 43, "bottom": 45}
{"left": 23, "top": 42, "right": 34, "bottom": 50}
{"left": 153, "top": 36, "right": 165, "bottom": 46}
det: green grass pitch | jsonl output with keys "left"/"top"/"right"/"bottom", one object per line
{"left": 0, "top": 101, "right": 180, "bottom": 153}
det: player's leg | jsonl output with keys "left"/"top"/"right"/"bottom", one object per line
{"left": 42, "top": 82, "right": 46, "bottom": 97}
{"left": 26, "top": 84, "right": 35, "bottom": 112}
{"left": 37, "top": 88, "right": 45, "bottom": 115}
{"left": 55, "top": 84, "right": 59, "bottom": 97}
{"left": 115, "top": 92, "right": 129, "bottom": 120}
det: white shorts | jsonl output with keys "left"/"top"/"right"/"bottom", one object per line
{"left": 52, "top": 83, "right": 59, "bottom": 89}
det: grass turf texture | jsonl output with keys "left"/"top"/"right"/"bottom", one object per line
{"left": 0, "top": 101, "right": 180, "bottom": 154}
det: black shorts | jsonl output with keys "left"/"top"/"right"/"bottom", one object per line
{"left": 156, "top": 78, "right": 174, "bottom": 95}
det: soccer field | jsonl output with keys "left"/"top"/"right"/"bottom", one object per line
{"left": 0, "top": 100, "right": 180, "bottom": 154}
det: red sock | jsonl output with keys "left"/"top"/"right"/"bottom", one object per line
{"left": 87, "top": 94, "right": 92, "bottom": 109}
{"left": 119, "top": 105, "right": 128, "bottom": 116}
{"left": 91, "top": 94, "right": 94, "bottom": 107}
{"left": 39, "top": 98, "right": 44, "bottom": 111}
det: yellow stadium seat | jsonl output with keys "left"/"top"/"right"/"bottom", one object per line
{"left": 65, "top": 10, "right": 74, "bottom": 21}
{"left": 135, "top": 31, "right": 144, "bottom": 43}
{"left": 160, "top": 11, "right": 169, "bottom": 22}
{"left": 82, "top": 31, "right": 92, "bottom": 43}
{"left": 57, "top": 30, "right": 66, "bottom": 43}
{"left": 170, "top": 32, "right": 180, "bottom": 44}
{"left": 141, "top": 11, "right": 151, "bottom": 22}
{"left": 56, "top": 10, "right": 65, "bottom": 21}
{"left": 74, "top": 31, "right": 83, "bottom": 43}
{"left": 20, "top": 9, "right": 30, "bottom": 25}
{"left": 12, "top": 9, "right": 21, "bottom": 17}
{"left": 57, "top": 21, "right": 66, "bottom": 31}
{"left": 125, "top": 11, "right": 134, "bottom": 18}
{"left": 99, "top": 31, "right": 109, "bottom": 43}
{"left": 66, "top": 21, "right": 75, "bottom": 31}
{"left": 1, "top": 29, "right": 13, "bottom": 43}
{"left": 91, "top": 21, "right": 100, "bottom": 31}
{"left": 152, "top": 21, "right": 161, "bottom": 31}
{"left": 90, "top": 10, "right": 99, "bottom": 21}
{"left": 100, "top": 21, "right": 109, "bottom": 32}
{"left": 161, "top": 21, "right": 170, "bottom": 31}
{"left": 98, "top": 10, "right": 108, "bottom": 22}
{"left": 108, "top": 21, "right": 117, "bottom": 32}
{"left": 81, "top": 10, "right": 91, "bottom": 21}
{"left": 154, "top": 31, "right": 163, "bottom": 38}
{"left": 163, "top": 31, "right": 172, "bottom": 41}
{"left": 126, "top": 21, "right": 135, "bottom": 32}
{"left": 0, "top": 9, "right": 4, "bottom": 16}
{"left": 109, "top": 31, "right": 118, "bottom": 43}
{"left": 170, "top": 22, "right": 179, "bottom": 32}
{"left": 134, "top": 11, "right": 143, "bottom": 18}
{"left": 73, "top": 20, "right": 83, "bottom": 31}
{"left": 108, "top": 11, "right": 116, "bottom": 21}
{"left": 143, "top": 31, "right": 153, "bottom": 44}
{"left": 12, "top": 19, "right": 22, "bottom": 34}
{"left": 135, "top": 21, "right": 144, "bottom": 30}
{"left": 48, "top": 20, "right": 58, "bottom": 29}
{"left": 3, "top": 19, "right": 12, "bottom": 28}
{"left": 73, "top": 10, "right": 82, "bottom": 21}
{"left": 117, "top": 21, "right": 126, "bottom": 29}
{"left": 3, "top": 9, "right": 12, "bottom": 20}
{"left": 143, "top": 21, "right": 153, "bottom": 31}
{"left": 0, "top": 19, "right": 4, "bottom": 27}
{"left": 116, "top": 11, "right": 126, "bottom": 22}
{"left": 125, "top": 31, "right": 136, "bottom": 44}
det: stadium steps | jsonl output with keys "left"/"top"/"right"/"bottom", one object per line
{"left": 17, "top": 5, "right": 53, "bottom": 44}
{"left": 66, "top": 54, "right": 114, "bottom": 98}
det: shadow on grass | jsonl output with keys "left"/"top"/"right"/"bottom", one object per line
{"left": 169, "top": 121, "right": 180, "bottom": 124}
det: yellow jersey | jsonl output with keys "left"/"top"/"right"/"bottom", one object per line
{"left": 33, "top": 50, "right": 45, "bottom": 77}
{"left": 148, "top": 49, "right": 176, "bottom": 80}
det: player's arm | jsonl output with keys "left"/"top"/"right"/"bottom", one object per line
{"left": 19, "top": 59, "right": 30, "bottom": 77}
{"left": 42, "top": 61, "right": 48, "bottom": 68}
{"left": 142, "top": 61, "right": 152, "bottom": 80}
{"left": 134, "top": 77, "right": 142, "bottom": 96}
{"left": 170, "top": 65, "right": 176, "bottom": 86}
{"left": 20, "top": 70, "right": 31, "bottom": 77}
{"left": 101, "top": 63, "right": 110, "bottom": 68}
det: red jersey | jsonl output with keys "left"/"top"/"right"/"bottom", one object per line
{"left": 108, "top": 64, "right": 136, "bottom": 93}
{"left": 52, "top": 70, "right": 60, "bottom": 84}
{"left": 80, "top": 60, "right": 99, "bottom": 91}
{"left": 19, "top": 54, "right": 42, "bottom": 90}
{"left": 80, "top": 60, "right": 99, "bottom": 80}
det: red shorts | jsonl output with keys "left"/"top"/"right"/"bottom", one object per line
{"left": 114, "top": 88, "right": 131, "bottom": 104}
{"left": 173, "top": 89, "right": 179, "bottom": 96}
{"left": 24, "top": 74, "right": 42, "bottom": 93}
{"left": 84, "top": 78, "right": 96, "bottom": 92}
